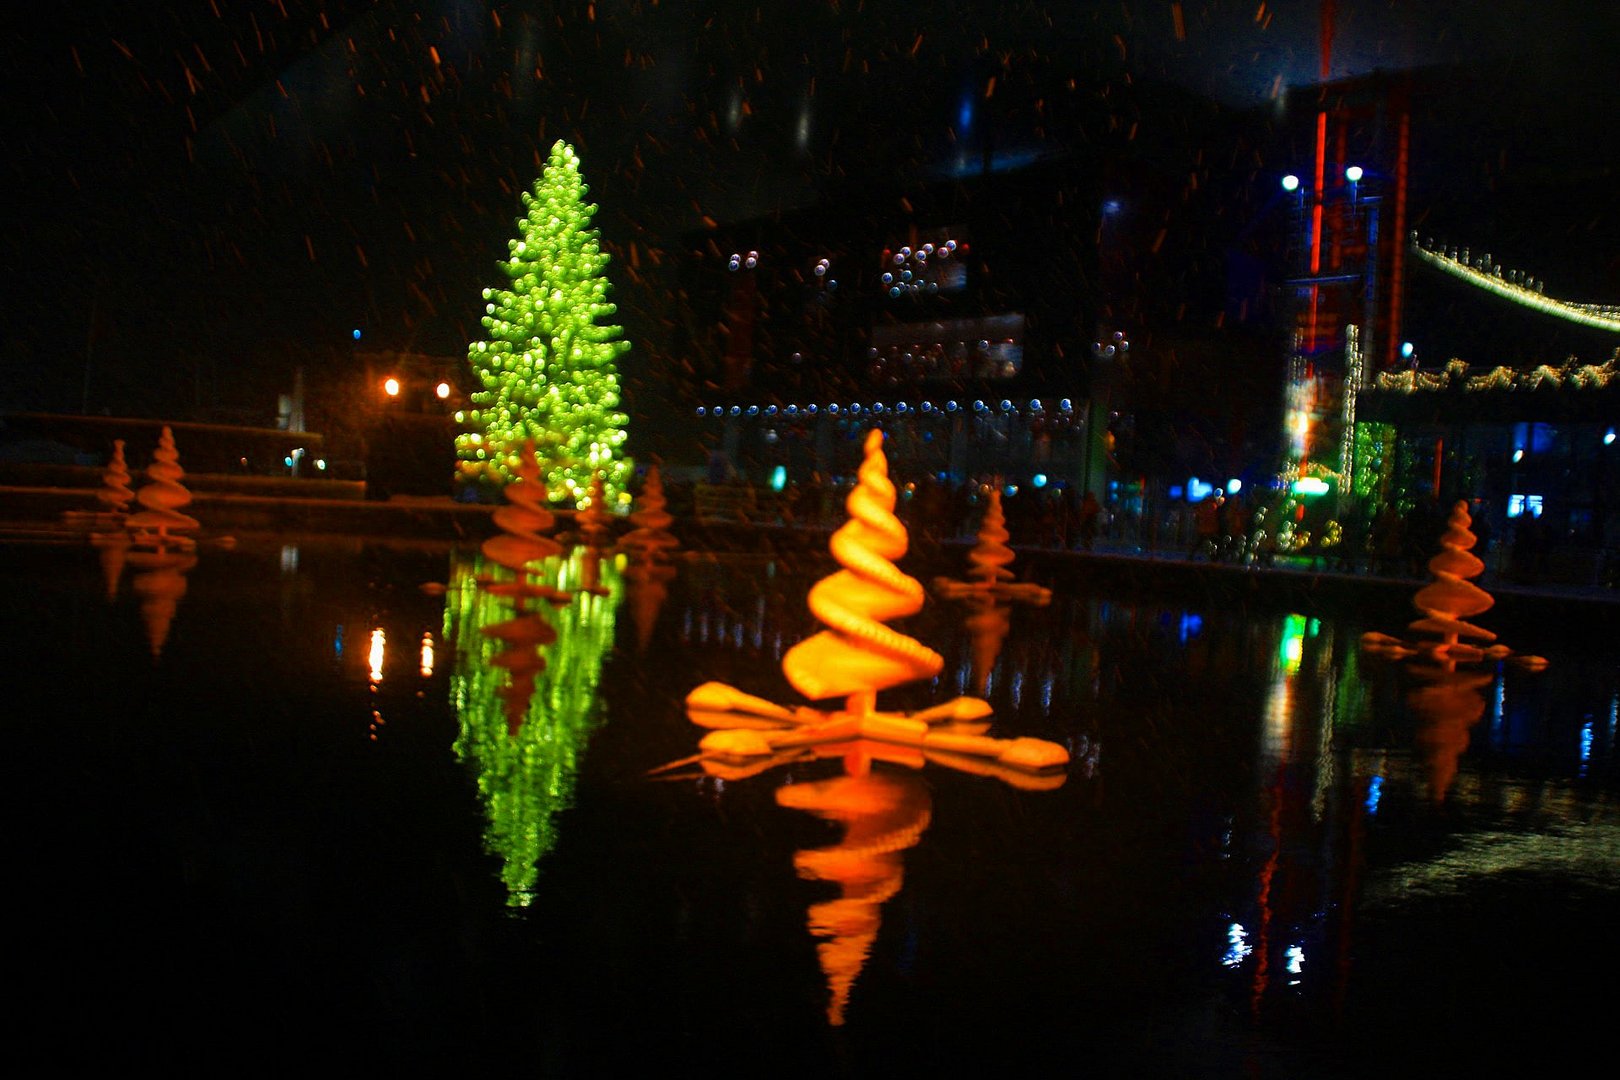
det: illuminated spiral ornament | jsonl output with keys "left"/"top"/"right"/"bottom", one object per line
{"left": 618, "top": 464, "right": 680, "bottom": 564}
{"left": 126, "top": 426, "right": 199, "bottom": 549}
{"left": 1408, "top": 501, "right": 1496, "bottom": 658}
{"left": 964, "top": 488, "right": 1017, "bottom": 588}
{"left": 783, "top": 429, "right": 943, "bottom": 700}
{"left": 96, "top": 439, "right": 134, "bottom": 516}
{"left": 481, "top": 443, "right": 564, "bottom": 589}
{"left": 574, "top": 474, "right": 614, "bottom": 547}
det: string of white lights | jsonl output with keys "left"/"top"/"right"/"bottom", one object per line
{"left": 696, "top": 398, "right": 1077, "bottom": 418}
{"left": 1409, "top": 236, "right": 1620, "bottom": 333}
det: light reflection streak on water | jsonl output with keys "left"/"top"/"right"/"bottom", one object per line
{"left": 279, "top": 544, "right": 298, "bottom": 574}
{"left": 1365, "top": 774, "right": 1384, "bottom": 815}
{"left": 419, "top": 632, "right": 435, "bottom": 678}
{"left": 1263, "top": 658, "right": 1294, "bottom": 760}
{"left": 1312, "top": 631, "right": 1337, "bottom": 823}
{"left": 1492, "top": 671, "right": 1506, "bottom": 740}
{"left": 1611, "top": 692, "right": 1618, "bottom": 755}
{"left": 1363, "top": 814, "right": 1620, "bottom": 904}
{"left": 1284, "top": 944, "right": 1305, "bottom": 985}
{"left": 1222, "top": 922, "right": 1251, "bottom": 968}
{"left": 369, "top": 627, "right": 385, "bottom": 684}
{"left": 1581, "top": 719, "right": 1594, "bottom": 776}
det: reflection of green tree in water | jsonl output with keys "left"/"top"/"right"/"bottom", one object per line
{"left": 446, "top": 547, "right": 621, "bottom": 906}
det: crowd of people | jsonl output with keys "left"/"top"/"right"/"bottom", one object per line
{"left": 662, "top": 469, "right": 1615, "bottom": 588}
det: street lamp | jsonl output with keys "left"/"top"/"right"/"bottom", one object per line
{"left": 383, "top": 377, "right": 401, "bottom": 398}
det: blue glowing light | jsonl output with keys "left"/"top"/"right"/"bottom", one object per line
{"left": 352, "top": 328, "right": 363, "bottom": 341}
{"left": 1031, "top": 473, "right": 1047, "bottom": 488}
{"left": 770, "top": 465, "right": 787, "bottom": 493}
{"left": 1365, "top": 775, "right": 1384, "bottom": 815}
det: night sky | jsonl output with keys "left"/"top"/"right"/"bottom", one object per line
{"left": 3, "top": 1, "right": 1616, "bottom": 425}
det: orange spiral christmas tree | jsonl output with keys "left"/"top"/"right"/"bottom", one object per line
{"left": 619, "top": 464, "right": 681, "bottom": 565}
{"left": 783, "top": 428, "right": 944, "bottom": 705}
{"left": 574, "top": 474, "right": 615, "bottom": 547}
{"left": 1407, "top": 501, "right": 1496, "bottom": 662}
{"left": 478, "top": 442, "right": 571, "bottom": 731}
{"left": 1362, "top": 500, "right": 1546, "bottom": 670}
{"left": 126, "top": 427, "right": 199, "bottom": 550}
{"left": 672, "top": 428, "right": 1068, "bottom": 777}
{"left": 96, "top": 439, "right": 135, "bottom": 518}
{"left": 620, "top": 465, "right": 680, "bottom": 652}
{"left": 934, "top": 486, "right": 1051, "bottom": 604}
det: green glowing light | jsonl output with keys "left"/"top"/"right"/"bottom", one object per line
{"left": 1291, "top": 477, "right": 1331, "bottom": 496}
{"left": 456, "top": 140, "right": 632, "bottom": 504}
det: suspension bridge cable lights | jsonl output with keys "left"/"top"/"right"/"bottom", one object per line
{"left": 457, "top": 140, "right": 632, "bottom": 504}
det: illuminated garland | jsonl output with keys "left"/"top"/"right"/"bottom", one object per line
{"left": 1374, "top": 352, "right": 1619, "bottom": 394}
{"left": 1409, "top": 237, "right": 1620, "bottom": 333}
{"left": 697, "top": 397, "right": 1076, "bottom": 418}
{"left": 457, "top": 140, "right": 632, "bottom": 505}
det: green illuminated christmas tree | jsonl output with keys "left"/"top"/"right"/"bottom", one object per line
{"left": 457, "top": 140, "right": 632, "bottom": 506}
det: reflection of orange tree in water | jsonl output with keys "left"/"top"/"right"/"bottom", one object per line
{"left": 779, "top": 748, "right": 931, "bottom": 1027}
{"left": 661, "top": 734, "right": 1063, "bottom": 1027}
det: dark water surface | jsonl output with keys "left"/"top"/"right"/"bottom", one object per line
{"left": 5, "top": 535, "right": 1616, "bottom": 1075}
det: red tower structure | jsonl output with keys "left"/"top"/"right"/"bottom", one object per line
{"left": 1279, "top": 2, "right": 1413, "bottom": 497}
